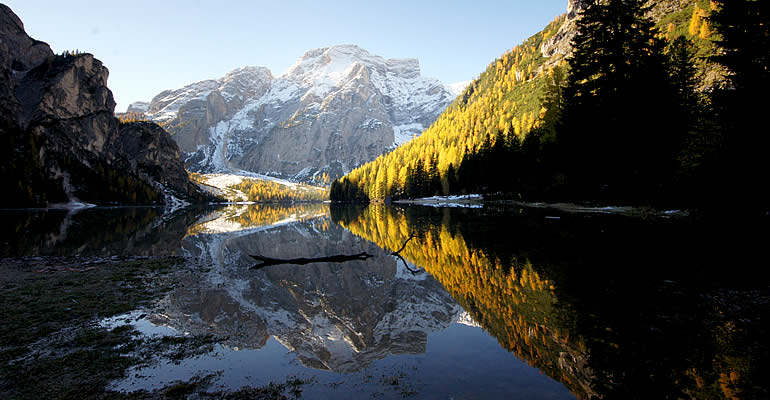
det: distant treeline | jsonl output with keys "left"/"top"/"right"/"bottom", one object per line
{"left": 232, "top": 178, "right": 328, "bottom": 202}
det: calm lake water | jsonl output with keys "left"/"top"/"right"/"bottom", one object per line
{"left": 2, "top": 203, "right": 768, "bottom": 399}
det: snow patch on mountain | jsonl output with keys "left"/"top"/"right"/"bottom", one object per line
{"left": 446, "top": 80, "right": 471, "bottom": 97}
{"left": 393, "top": 123, "right": 425, "bottom": 147}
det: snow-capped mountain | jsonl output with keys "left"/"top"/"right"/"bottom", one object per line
{"left": 130, "top": 45, "right": 457, "bottom": 182}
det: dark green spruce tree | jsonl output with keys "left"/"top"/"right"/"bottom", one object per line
{"left": 559, "top": 0, "right": 685, "bottom": 204}
{"left": 706, "top": 0, "right": 769, "bottom": 213}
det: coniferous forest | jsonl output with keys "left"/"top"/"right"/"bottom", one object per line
{"left": 331, "top": 0, "right": 768, "bottom": 215}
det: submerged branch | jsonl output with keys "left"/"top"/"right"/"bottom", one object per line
{"left": 249, "top": 252, "right": 373, "bottom": 269}
{"left": 391, "top": 233, "right": 417, "bottom": 256}
{"left": 390, "top": 233, "right": 423, "bottom": 275}
{"left": 392, "top": 252, "right": 423, "bottom": 275}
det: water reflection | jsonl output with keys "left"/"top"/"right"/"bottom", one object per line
{"left": 0, "top": 207, "right": 206, "bottom": 257}
{"left": 164, "top": 204, "right": 467, "bottom": 373}
{"left": 6, "top": 202, "right": 765, "bottom": 398}
{"left": 331, "top": 205, "right": 769, "bottom": 399}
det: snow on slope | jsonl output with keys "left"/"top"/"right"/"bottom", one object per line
{"left": 446, "top": 80, "right": 471, "bottom": 97}
{"left": 198, "top": 171, "right": 323, "bottom": 202}
{"left": 146, "top": 66, "right": 273, "bottom": 122}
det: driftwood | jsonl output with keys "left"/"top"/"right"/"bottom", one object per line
{"left": 249, "top": 252, "right": 373, "bottom": 269}
{"left": 249, "top": 234, "right": 419, "bottom": 271}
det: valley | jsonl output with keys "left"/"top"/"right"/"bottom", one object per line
{"left": 1, "top": 0, "right": 767, "bottom": 398}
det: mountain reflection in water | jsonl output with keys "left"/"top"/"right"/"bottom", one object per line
{"left": 170, "top": 204, "right": 465, "bottom": 373}
{"left": 2, "top": 203, "right": 766, "bottom": 399}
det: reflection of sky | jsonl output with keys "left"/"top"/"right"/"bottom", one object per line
{"left": 111, "top": 323, "right": 574, "bottom": 399}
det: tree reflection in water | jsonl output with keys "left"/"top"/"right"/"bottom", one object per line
{"left": 332, "top": 204, "right": 769, "bottom": 400}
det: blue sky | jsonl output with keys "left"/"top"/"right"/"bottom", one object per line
{"left": 6, "top": 0, "right": 567, "bottom": 112}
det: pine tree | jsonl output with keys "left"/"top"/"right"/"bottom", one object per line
{"left": 710, "top": 0, "right": 769, "bottom": 93}
{"left": 559, "top": 0, "right": 679, "bottom": 203}
{"left": 540, "top": 65, "right": 566, "bottom": 143}
{"left": 707, "top": 0, "right": 769, "bottom": 212}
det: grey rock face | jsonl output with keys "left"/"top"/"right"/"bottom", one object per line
{"left": 0, "top": 4, "right": 207, "bottom": 206}
{"left": 567, "top": 0, "right": 588, "bottom": 18}
{"left": 0, "top": 5, "right": 52, "bottom": 74}
{"left": 542, "top": 0, "right": 702, "bottom": 71}
{"left": 137, "top": 45, "right": 455, "bottom": 182}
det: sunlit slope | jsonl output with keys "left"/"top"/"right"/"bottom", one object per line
{"left": 189, "top": 172, "right": 328, "bottom": 202}
{"left": 333, "top": 0, "right": 720, "bottom": 202}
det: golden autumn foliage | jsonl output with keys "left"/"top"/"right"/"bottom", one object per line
{"left": 334, "top": 0, "right": 724, "bottom": 203}
{"left": 334, "top": 15, "right": 568, "bottom": 201}
{"left": 117, "top": 112, "right": 148, "bottom": 124}
{"left": 233, "top": 178, "right": 328, "bottom": 202}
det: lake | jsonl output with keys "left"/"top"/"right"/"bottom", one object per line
{"left": 1, "top": 203, "right": 767, "bottom": 399}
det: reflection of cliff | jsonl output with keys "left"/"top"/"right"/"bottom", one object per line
{"left": 159, "top": 204, "right": 464, "bottom": 372}
{"left": 0, "top": 207, "right": 207, "bottom": 257}
{"left": 333, "top": 205, "right": 596, "bottom": 398}
{"left": 333, "top": 205, "right": 769, "bottom": 400}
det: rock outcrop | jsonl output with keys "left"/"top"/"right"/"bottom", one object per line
{"left": 0, "top": 4, "right": 208, "bottom": 207}
{"left": 541, "top": 0, "right": 589, "bottom": 65}
{"left": 135, "top": 45, "right": 456, "bottom": 182}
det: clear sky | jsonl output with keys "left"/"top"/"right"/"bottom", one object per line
{"left": 5, "top": 0, "right": 568, "bottom": 112}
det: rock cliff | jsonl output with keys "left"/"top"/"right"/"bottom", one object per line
{"left": 0, "top": 4, "right": 208, "bottom": 207}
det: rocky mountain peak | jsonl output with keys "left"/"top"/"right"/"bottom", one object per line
{"left": 126, "top": 101, "right": 149, "bottom": 113}
{"left": 146, "top": 64, "right": 273, "bottom": 124}
{"left": 282, "top": 44, "right": 423, "bottom": 96}
{"left": 134, "top": 45, "right": 456, "bottom": 182}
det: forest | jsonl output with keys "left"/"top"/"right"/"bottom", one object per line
{"left": 331, "top": 0, "right": 768, "bottom": 213}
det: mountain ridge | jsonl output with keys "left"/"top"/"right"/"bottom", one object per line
{"left": 129, "top": 44, "right": 458, "bottom": 184}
